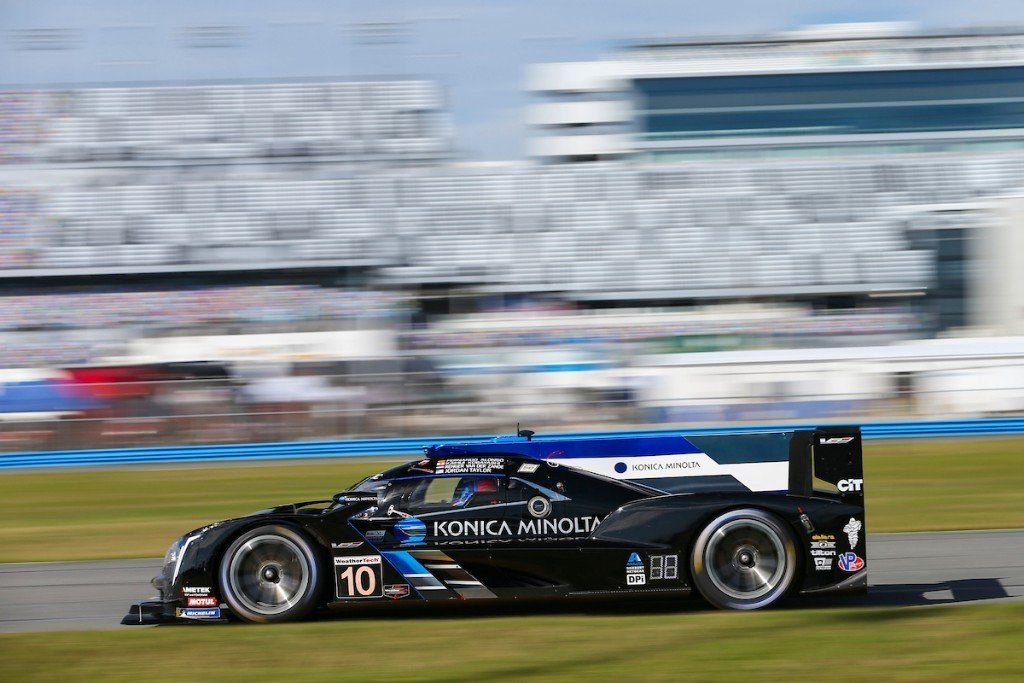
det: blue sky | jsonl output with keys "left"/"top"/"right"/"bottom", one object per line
{"left": 5, "top": 1, "right": 1024, "bottom": 159}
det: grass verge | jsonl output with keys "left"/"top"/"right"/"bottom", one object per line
{"left": 0, "top": 437, "right": 1022, "bottom": 562}
{"left": 0, "top": 602, "right": 1022, "bottom": 681}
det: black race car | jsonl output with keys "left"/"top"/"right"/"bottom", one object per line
{"left": 123, "top": 426, "right": 866, "bottom": 624}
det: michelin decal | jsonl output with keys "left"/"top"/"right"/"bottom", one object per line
{"left": 176, "top": 607, "right": 221, "bottom": 619}
{"left": 843, "top": 518, "right": 863, "bottom": 547}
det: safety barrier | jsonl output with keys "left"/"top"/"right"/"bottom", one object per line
{"left": 2, "top": 417, "right": 1023, "bottom": 470}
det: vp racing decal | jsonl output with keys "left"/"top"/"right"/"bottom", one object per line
{"left": 837, "top": 552, "right": 865, "bottom": 573}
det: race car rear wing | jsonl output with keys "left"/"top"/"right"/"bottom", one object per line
{"left": 787, "top": 425, "right": 864, "bottom": 507}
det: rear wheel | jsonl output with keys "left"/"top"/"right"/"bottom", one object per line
{"left": 219, "top": 525, "right": 321, "bottom": 623}
{"left": 690, "top": 508, "right": 797, "bottom": 610}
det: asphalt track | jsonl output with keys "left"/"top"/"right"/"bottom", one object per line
{"left": 1, "top": 529, "right": 1022, "bottom": 633}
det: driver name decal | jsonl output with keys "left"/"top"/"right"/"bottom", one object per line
{"left": 435, "top": 457, "right": 505, "bottom": 474}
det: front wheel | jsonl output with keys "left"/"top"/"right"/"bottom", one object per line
{"left": 690, "top": 508, "right": 797, "bottom": 610}
{"left": 219, "top": 525, "right": 322, "bottom": 623}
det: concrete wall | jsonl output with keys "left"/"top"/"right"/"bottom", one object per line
{"left": 975, "top": 197, "right": 1024, "bottom": 334}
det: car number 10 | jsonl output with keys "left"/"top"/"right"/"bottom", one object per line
{"left": 334, "top": 555, "right": 384, "bottom": 599}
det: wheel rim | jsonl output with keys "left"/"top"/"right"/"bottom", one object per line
{"left": 704, "top": 518, "right": 787, "bottom": 600}
{"left": 227, "top": 534, "right": 310, "bottom": 616}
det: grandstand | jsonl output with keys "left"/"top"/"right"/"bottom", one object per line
{"left": 0, "top": 286, "right": 402, "bottom": 332}
{"left": 3, "top": 28, "right": 1024, "bottom": 344}
{"left": 14, "top": 26, "right": 1024, "bottom": 319}
{"left": 2, "top": 155, "right": 996, "bottom": 297}
{"left": 405, "top": 306, "right": 921, "bottom": 351}
{"left": 1, "top": 80, "right": 451, "bottom": 166}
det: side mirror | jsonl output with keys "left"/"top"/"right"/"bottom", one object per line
{"left": 332, "top": 491, "right": 379, "bottom": 505}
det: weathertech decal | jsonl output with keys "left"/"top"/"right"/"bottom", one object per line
{"left": 335, "top": 556, "right": 383, "bottom": 599}
{"left": 334, "top": 555, "right": 382, "bottom": 566}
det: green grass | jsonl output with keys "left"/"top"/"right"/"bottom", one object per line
{"left": 863, "top": 436, "right": 1024, "bottom": 533}
{"left": 1, "top": 602, "right": 1022, "bottom": 681}
{"left": 0, "top": 436, "right": 1022, "bottom": 563}
{"left": 0, "top": 459, "right": 386, "bottom": 563}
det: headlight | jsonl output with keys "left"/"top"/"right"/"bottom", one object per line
{"left": 164, "top": 537, "right": 183, "bottom": 566}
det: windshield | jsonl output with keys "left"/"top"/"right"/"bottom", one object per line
{"left": 378, "top": 475, "right": 505, "bottom": 516}
{"left": 347, "top": 462, "right": 410, "bottom": 494}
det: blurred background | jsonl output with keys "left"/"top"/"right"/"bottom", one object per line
{"left": 4, "top": 1, "right": 1024, "bottom": 455}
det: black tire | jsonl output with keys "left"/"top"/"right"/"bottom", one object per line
{"left": 690, "top": 508, "right": 797, "bottom": 610}
{"left": 219, "top": 524, "right": 322, "bottom": 623}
